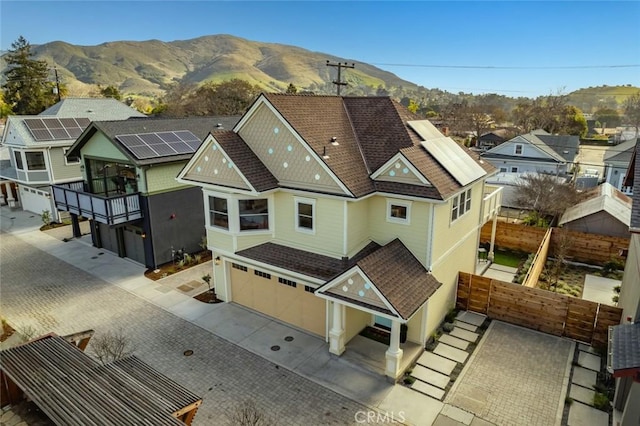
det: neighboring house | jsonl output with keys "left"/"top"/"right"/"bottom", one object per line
{"left": 52, "top": 116, "right": 239, "bottom": 268}
{"left": 477, "top": 129, "right": 509, "bottom": 151}
{"left": 177, "top": 93, "right": 501, "bottom": 379}
{"left": 559, "top": 183, "right": 632, "bottom": 238}
{"left": 604, "top": 138, "right": 638, "bottom": 195}
{"left": 480, "top": 129, "right": 579, "bottom": 176}
{"left": 608, "top": 139, "right": 640, "bottom": 426}
{"left": 0, "top": 98, "right": 145, "bottom": 220}
{"left": 484, "top": 171, "right": 568, "bottom": 209}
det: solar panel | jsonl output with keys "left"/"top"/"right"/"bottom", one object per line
{"left": 116, "top": 130, "right": 201, "bottom": 160}
{"left": 24, "top": 117, "right": 91, "bottom": 142}
{"left": 409, "top": 120, "right": 487, "bottom": 186}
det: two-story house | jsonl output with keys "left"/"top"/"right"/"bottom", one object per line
{"left": 608, "top": 139, "right": 640, "bottom": 426}
{"left": 0, "top": 98, "right": 145, "bottom": 220}
{"left": 604, "top": 137, "right": 638, "bottom": 195}
{"left": 53, "top": 116, "right": 239, "bottom": 268}
{"left": 178, "top": 94, "right": 501, "bottom": 379}
{"left": 481, "top": 129, "right": 579, "bottom": 176}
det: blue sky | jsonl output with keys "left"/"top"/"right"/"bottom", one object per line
{"left": 1, "top": 1, "right": 639, "bottom": 97}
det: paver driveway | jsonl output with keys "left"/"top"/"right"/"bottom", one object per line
{"left": 0, "top": 231, "right": 368, "bottom": 425}
{"left": 446, "top": 321, "right": 574, "bottom": 426}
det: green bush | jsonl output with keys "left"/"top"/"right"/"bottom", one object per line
{"left": 593, "top": 392, "right": 609, "bottom": 411}
{"left": 403, "top": 376, "right": 416, "bottom": 385}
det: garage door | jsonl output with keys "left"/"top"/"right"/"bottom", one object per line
{"left": 230, "top": 265, "right": 326, "bottom": 337}
{"left": 19, "top": 186, "right": 54, "bottom": 219}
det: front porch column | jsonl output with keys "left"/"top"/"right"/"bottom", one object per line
{"left": 488, "top": 213, "right": 498, "bottom": 261}
{"left": 385, "top": 319, "right": 404, "bottom": 379}
{"left": 5, "top": 182, "right": 16, "bottom": 207}
{"left": 329, "top": 301, "right": 345, "bottom": 355}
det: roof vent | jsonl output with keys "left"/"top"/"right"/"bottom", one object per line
{"left": 330, "top": 136, "right": 339, "bottom": 146}
{"left": 322, "top": 146, "right": 330, "bottom": 160}
{"left": 216, "top": 123, "right": 223, "bottom": 128}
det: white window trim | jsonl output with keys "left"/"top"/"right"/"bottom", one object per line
{"left": 205, "top": 192, "right": 273, "bottom": 235}
{"left": 13, "top": 149, "right": 24, "bottom": 170}
{"left": 450, "top": 188, "right": 472, "bottom": 224}
{"left": 294, "top": 196, "right": 316, "bottom": 234}
{"left": 63, "top": 148, "right": 81, "bottom": 166}
{"left": 386, "top": 199, "right": 412, "bottom": 225}
{"left": 514, "top": 144, "right": 523, "bottom": 155}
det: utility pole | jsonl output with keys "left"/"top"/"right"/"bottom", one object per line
{"left": 326, "top": 60, "right": 354, "bottom": 96}
{"left": 53, "top": 67, "right": 61, "bottom": 102}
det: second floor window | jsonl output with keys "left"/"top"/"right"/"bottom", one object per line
{"left": 26, "top": 152, "right": 46, "bottom": 171}
{"left": 514, "top": 144, "right": 523, "bottom": 155}
{"left": 210, "top": 197, "right": 229, "bottom": 230}
{"left": 295, "top": 197, "right": 315, "bottom": 233}
{"left": 13, "top": 151, "right": 23, "bottom": 170}
{"left": 239, "top": 199, "right": 269, "bottom": 231}
{"left": 451, "top": 188, "right": 472, "bottom": 222}
{"left": 387, "top": 199, "right": 411, "bottom": 224}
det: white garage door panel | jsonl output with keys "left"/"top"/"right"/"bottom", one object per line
{"left": 19, "top": 186, "right": 53, "bottom": 217}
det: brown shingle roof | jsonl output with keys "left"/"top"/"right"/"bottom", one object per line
{"left": 236, "top": 241, "right": 381, "bottom": 281}
{"left": 355, "top": 239, "right": 441, "bottom": 319}
{"left": 213, "top": 130, "right": 278, "bottom": 192}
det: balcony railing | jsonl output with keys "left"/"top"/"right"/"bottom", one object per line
{"left": 481, "top": 184, "right": 503, "bottom": 224}
{"left": 52, "top": 181, "right": 143, "bottom": 226}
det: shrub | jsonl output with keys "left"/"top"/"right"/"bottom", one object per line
{"left": 602, "top": 259, "right": 624, "bottom": 277}
{"left": 41, "top": 209, "right": 52, "bottom": 226}
{"left": 444, "top": 308, "right": 458, "bottom": 323}
{"left": 443, "top": 322, "right": 455, "bottom": 333}
{"left": 593, "top": 392, "right": 609, "bottom": 411}
{"left": 403, "top": 376, "right": 416, "bottom": 385}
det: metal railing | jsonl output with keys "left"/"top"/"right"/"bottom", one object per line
{"left": 52, "top": 181, "right": 143, "bottom": 225}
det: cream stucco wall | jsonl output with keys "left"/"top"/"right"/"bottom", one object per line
{"left": 619, "top": 234, "right": 640, "bottom": 322}
{"left": 272, "top": 192, "right": 344, "bottom": 257}
{"left": 367, "top": 195, "right": 430, "bottom": 264}
{"left": 345, "top": 306, "right": 371, "bottom": 343}
{"left": 346, "top": 198, "right": 370, "bottom": 255}
{"left": 406, "top": 306, "right": 426, "bottom": 344}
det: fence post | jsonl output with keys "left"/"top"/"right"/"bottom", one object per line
{"left": 467, "top": 274, "right": 471, "bottom": 311}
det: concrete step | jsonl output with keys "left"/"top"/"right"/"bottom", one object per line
{"left": 411, "top": 364, "right": 450, "bottom": 389}
{"left": 450, "top": 327, "right": 479, "bottom": 343}
{"left": 411, "top": 379, "right": 445, "bottom": 400}
{"left": 572, "top": 366, "right": 598, "bottom": 389}
{"left": 456, "top": 311, "right": 486, "bottom": 327}
{"left": 434, "top": 343, "right": 469, "bottom": 364}
{"left": 453, "top": 320, "right": 477, "bottom": 332}
{"left": 578, "top": 351, "right": 601, "bottom": 372}
{"left": 417, "top": 351, "right": 456, "bottom": 375}
{"left": 439, "top": 334, "right": 470, "bottom": 350}
{"left": 570, "top": 384, "right": 596, "bottom": 406}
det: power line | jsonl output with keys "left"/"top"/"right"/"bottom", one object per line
{"left": 370, "top": 63, "right": 640, "bottom": 70}
{"left": 326, "top": 60, "right": 354, "bottom": 96}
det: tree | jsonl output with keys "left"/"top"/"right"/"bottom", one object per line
{"left": 100, "top": 85, "right": 122, "bottom": 100}
{"left": 285, "top": 83, "right": 298, "bottom": 94}
{"left": 623, "top": 92, "right": 640, "bottom": 136}
{"left": 2, "top": 36, "right": 58, "bottom": 114}
{"left": 514, "top": 173, "right": 581, "bottom": 221}
{"left": 511, "top": 94, "right": 586, "bottom": 136}
{"left": 594, "top": 107, "right": 621, "bottom": 128}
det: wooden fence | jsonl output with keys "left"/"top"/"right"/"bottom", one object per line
{"left": 457, "top": 272, "right": 622, "bottom": 348}
{"left": 522, "top": 227, "right": 553, "bottom": 288}
{"left": 480, "top": 221, "right": 629, "bottom": 266}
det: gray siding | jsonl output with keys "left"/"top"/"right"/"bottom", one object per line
{"left": 49, "top": 147, "right": 82, "bottom": 182}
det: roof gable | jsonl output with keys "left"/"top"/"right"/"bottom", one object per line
{"left": 322, "top": 267, "right": 399, "bottom": 316}
{"left": 559, "top": 183, "right": 631, "bottom": 227}
{"left": 371, "top": 152, "right": 432, "bottom": 186}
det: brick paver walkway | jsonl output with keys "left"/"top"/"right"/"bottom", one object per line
{"left": 0, "top": 232, "right": 367, "bottom": 425}
{"left": 445, "top": 321, "right": 573, "bottom": 426}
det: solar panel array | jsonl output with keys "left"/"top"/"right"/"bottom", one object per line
{"left": 115, "top": 131, "right": 202, "bottom": 160}
{"left": 24, "top": 117, "right": 91, "bottom": 141}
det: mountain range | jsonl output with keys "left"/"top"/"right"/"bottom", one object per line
{"left": 1, "top": 34, "right": 638, "bottom": 112}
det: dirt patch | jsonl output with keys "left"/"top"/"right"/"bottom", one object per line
{"left": 144, "top": 250, "right": 212, "bottom": 281}
{"left": 194, "top": 290, "right": 222, "bottom": 304}
{"left": 537, "top": 263, "right": 621, "bottom": 297}
{"left": 1, "top": 319, "right": 15, "bottom": 342}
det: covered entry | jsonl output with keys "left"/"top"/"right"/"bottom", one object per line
{"left": 229, "top": 263, "right": 326, "bottom": 336}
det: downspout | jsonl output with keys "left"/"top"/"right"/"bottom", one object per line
{"left": 425, "top": 203, "right": 435, "bottom": 272}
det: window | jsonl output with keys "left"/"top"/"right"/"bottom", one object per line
{"left": 386, "top": 199, "right": 411, "bottom": 224}
{"left": 209, "top": 197, "right": 229, "bottom": 230}
{"left": 25, "top": 152, "right": 46, "bottom": 171}
{"left": 510, "top": 167, "right": 519, "bottom": 173}
{"left": 514, "top": 144, "right": 523, "bottom": 155}
{"left": 13, "top": 150, "right": 23, "bottom": 170}
{"left": 232, "top": 263, "right": 247, "bottom": 272}
{"left": 64, "top": 148, "right": 80, "bottom": 165}
{"left": 278, "top": 277, "right": 297, "bottom": 288}
{"left": 254, "top": 269, "right": 271, "bottom": 279}
{"left": 451, "top": 188, "right": 472, "bottom": 222}
{"left": 295, "top": 197, "right": 315, "bottom": 233}
{"left": 239, "top": 199, "right": 269, "bottom": 231}
{"left": 499, "top": 167, "right": 507, "bottom": 173}
{"left": 304, "top": 285, "right": 315, "bottom": 293}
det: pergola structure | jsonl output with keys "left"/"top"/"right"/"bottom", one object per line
{"left": 0, "top": 333, "right": 202, "bottom": 425}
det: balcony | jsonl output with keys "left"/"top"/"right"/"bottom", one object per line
{"left": 52, "top": 181, "right": 143, "bottom": 225}
{"left": 481, "top": 184, "right": 503, "bottom": 224}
